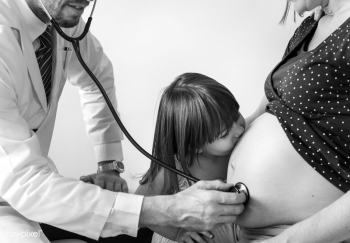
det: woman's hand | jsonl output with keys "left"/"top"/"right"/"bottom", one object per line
{"left": 245, "top": 95, "right": 269, "bottom": 128}
{"left": 176, "top": 229, "right": 213, "bottom": 243}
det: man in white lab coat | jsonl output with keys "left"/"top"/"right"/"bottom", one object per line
{"left": 0, "top": 0, "right": 246, "bottom": 242}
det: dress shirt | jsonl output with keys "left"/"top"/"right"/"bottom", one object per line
{"left": 0, "top": 0, "right": 143, "bottom": 239}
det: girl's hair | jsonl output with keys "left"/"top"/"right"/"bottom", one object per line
{"left": 140, "top": 73, "right": 240, "bottom": 195}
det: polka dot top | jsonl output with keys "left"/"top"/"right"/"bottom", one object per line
{"left": 264, "top": 16, "right": 350, "bottom": 192}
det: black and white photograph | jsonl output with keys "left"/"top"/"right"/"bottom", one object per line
{"left": 0, "top": 0, "right": 349, "bottom": 242}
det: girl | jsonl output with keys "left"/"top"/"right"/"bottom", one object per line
{"left": 135, "top": 73, "right": 245, "bottom": 243}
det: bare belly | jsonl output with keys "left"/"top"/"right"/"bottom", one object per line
{"left": 227, "top": 113, "right": 344, "bottom": 228}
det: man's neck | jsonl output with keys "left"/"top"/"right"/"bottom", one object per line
{"left": 24, "top": 0, "right": 49, "bottom": 24}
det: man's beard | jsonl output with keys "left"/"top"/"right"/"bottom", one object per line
{"left": 38, "top": 8, "right": 81, "bottom": 28}
{"left": 53, "top": 13, "right": 81, "bottom": 28}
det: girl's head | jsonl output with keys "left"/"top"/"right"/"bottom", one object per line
{"left": 142, "top": 73, "right": 244, "bottom": 194}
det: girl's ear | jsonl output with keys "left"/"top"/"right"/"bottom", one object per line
{"left": 188, "top": 148, "right": 203, "bottom": 153}
{"left": 196, "top": 148, "right": 203, "bottom": 154}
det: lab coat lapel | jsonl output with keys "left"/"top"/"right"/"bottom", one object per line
{"left": 51, "top": 26, "right": 72, "bottom": 107}
{"left": 51, "top": 27, "right": 62, "bottom": 103}
{"left": 20, "top": 26, "right": 48, "bottom": 112}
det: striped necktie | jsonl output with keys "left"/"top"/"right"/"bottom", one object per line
{"left": 35, "top": 26, "right": 52, "bottom": 104}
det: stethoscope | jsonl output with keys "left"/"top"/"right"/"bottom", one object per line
{"left": 38, "top": 0, "right": 250, "bottom": 205}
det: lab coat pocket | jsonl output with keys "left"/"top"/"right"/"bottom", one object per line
{"left": 61, "top": 47, "right": 73, "bottom": 71}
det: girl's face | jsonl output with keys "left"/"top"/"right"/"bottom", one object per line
{"left": 201, "top": 112, "right": 245, "bottom": 157}
{"left": 289, "top": 0, "right": 328, "bottom": 14}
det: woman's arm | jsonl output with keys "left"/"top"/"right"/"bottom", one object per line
{"left": 264, "top": 191, "right": 350, "bottom": 243}
{"left": 245, "top": 95, "right": 269, "bottom": 128}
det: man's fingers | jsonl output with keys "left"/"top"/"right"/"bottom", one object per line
{"left": 121, "top": 182, "right": 128, "bottom": 193}
{"left": 106, "top": 181, "right": 115, "bottom": 191}
{"left": 96, "top": 180, "right": 105, "bottom": 189}
{"left": 111, "top": 182, "right": 120, "bottom": 192}
{"left": 195, "top": 180, "right": 234, "bottom": 192}
{"left": 80, "top": 173, "right": 129, "bottom": 193}
{"left": 80, "top": 175, "right": 94, "bottom": 183}
{"left": 213, "top": 190, "right": 246, "bottom": 205}
{"left": 196, "top": 189, "right": 246, "bottom": 206}
{"left": 213, "top": 202, "right": 245, "bottom": 216}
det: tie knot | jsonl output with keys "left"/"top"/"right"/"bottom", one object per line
{"left": 39, "top": 26, "right": 52, "bottom": 48}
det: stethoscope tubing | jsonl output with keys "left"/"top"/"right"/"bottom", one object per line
{"left": 39, "top": 0, "right": 249, "bottom": 205}
{"left": 68, "top": 32, "right": 199, "bottom": 183}
{"left": 41, "top": 0, "right": 198, "bottom": 182}
{"left": 67, "top": 30, "right": 249, "bottom": 205}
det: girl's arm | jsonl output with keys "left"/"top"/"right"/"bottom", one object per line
{"left": 135, "top": 169, "right": 212, "bottom": 243}
{"left": 135, "top": 168, "right": 182, "bottom": 240}
{"left": 264, "top": 191, "right": 350, "bottom": 243}
{"left": 245, "top": 95, "right": 269, "bottom": 128}
{"left": 135, "top": 166, "right": 166, "bottom": 196}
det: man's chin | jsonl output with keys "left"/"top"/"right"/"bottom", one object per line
{"left": 56, "top": 18, "right": 81, "bottom": 28}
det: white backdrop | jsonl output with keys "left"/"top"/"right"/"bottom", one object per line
{"left": 49, "top": 0, "right": 304, "bottom": 192}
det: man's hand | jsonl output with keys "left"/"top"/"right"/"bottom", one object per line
{"left": 139, "top": 180, "right": 245, "bottom": 232}
{"left": 171, "top": 180, "right": 245, "bottom": 231}
{"left": 80, "top": 171, "right": 128, "bottom": 192}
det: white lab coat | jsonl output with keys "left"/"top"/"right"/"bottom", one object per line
{"left": 0, "top": 0, "right": 133, "bottom": 240}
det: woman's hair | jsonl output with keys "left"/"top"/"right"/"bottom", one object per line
{"left": 280, "top": 0, "right": 309, "bottom": 25}
{"left": 280, "top": 1, "right": 294, "bottom": 25}
{"left": 140, "top": 73, "right": 240, "bottom": 195}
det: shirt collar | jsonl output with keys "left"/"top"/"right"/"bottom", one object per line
{"left": 14, "top": 0, "right": 47, "bottom": 42}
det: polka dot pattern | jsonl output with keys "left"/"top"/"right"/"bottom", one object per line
{"left": 264, "top": 16, "right": 350, "bottom": 192}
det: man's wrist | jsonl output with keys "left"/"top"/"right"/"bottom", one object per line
{"left": 94, "top": 142, "right": 123, "bottom": 162}
{"left": 98, "top": 160, "right": 115, "bottom": 166}
{"left": 97, "top": 160, "right": 124, "bottom": 174}
{"left": 139, "top": 195, "right": 175, "bottom": 228}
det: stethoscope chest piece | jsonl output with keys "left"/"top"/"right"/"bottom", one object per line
{"left": 230, "top": 182, "right": 250, "bottom": 206}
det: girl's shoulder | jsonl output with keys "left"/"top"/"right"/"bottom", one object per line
{"left": 174, "top": 158, "right": 194, "bottom": 191}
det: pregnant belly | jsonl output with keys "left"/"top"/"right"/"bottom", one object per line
{"left": 228, "top": 113, "right": 344, "bottom": 228}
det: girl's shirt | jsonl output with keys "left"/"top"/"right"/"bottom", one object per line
{"left": 152, "top": 160, "right": 235, "bottom": 243}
